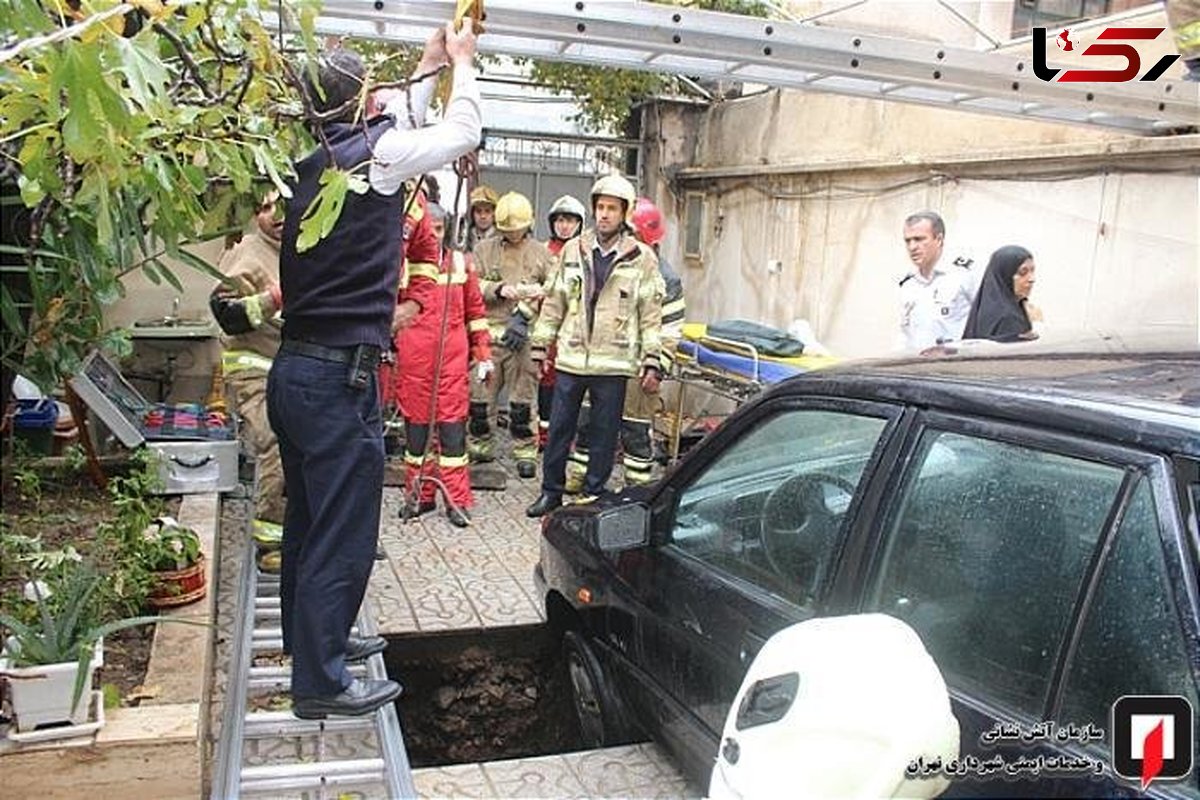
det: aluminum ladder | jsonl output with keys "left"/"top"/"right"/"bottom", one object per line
{"left": 281, "top": 0, "right": 1197, "bottom": 135}
{"left": 211, "top": 536, "right": 415, "bottom": 798}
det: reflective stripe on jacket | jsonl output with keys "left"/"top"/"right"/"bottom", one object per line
{"left": 531, "top": 229, "right": 665, "bottom": 378}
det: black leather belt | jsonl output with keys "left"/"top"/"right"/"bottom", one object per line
{"left": 279, "top": 339, "right": 382, "bottom": 369}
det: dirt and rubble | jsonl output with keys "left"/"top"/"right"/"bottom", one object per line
{"left": 393, "top": 634, "right": 584, "bottom": 766}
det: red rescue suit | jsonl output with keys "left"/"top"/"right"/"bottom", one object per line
{"left": 381, "top": 192, "right": 442, "bottom": 410}
{"left": 397, "top": 231, "right": 491, "bottom": 511}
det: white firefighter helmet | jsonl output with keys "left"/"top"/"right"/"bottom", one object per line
{"left": 547, "top": 194, "right": 587, "bottom": 228}
{"left": 589, "top": 174, "right": 637, "bottom": 217}
{"left": 709, "top": 614, "right": 960, "bottom": 800}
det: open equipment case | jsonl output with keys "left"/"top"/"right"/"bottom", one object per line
{"left": 69, "top": 350, "right": 239, "bottom": 494}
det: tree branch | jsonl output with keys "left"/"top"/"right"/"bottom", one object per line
{"left": 152, "top": 21, "right": 215, "bottom": 101}
{"left": 0, "top": 4, "right": 134, "bottom": 64}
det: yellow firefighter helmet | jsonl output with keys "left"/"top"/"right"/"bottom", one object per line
{"left": 494, "top": 191, "right": 535, "bottom": 232}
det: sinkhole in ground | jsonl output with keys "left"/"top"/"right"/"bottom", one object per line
{"left": 385, "top": 624, "right": 590, "bottom": 767}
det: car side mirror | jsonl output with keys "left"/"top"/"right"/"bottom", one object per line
{"left": 592, "top": 503, "right": 649, "bottom": 552}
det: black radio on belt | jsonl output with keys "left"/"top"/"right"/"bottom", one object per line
{"left": 345, "top": 345, "right": 379, "bottom": 391}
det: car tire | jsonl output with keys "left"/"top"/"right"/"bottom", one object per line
{"left": 563, "top": 630, "right": 626, "bottom": 748}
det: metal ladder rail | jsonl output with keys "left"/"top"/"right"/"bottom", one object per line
{"left": 212, "top": 537, "right": 415, "bottom": 798}
{"left": 283, "top": 0, "right": 1197, "bottom": 135}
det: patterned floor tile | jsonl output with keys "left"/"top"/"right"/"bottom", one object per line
{"left": 402, "top": 577, "right": 478, "bottom": 630}
{"left": 568, "top": 743, "right": 698, "bottom": 798}
{"left": 479, "top": 753, "right": 590, "bottom": 798}
{"left": 458, "top": 575, "right": 545, "bottom": 627}
{"left": 413, "top": 763, "right": 495, "bottom": 798}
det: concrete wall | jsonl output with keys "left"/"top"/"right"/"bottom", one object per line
{"left": 643, "top": 5, "right": 1199, "bottom": 359}
{"left": 103, "top": 239, "right": 227, "bottom": 405}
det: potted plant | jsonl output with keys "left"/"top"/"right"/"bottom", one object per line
{"left": 140, "top": 517, "right": 206, "bottom": 609}
{"left": 0, "top": 566, "right": 162, "bottom": 733}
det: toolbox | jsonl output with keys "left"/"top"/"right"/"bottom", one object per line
{"left": 69, "top": 350, "right": 239, "bottom": 494}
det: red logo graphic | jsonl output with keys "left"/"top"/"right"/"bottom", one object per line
{"left": 1142, "top": 719, "right": 1164, "bottom": 791}
{"left": 1112, "top": 696, "right": 1193, "bottom": 791}
{"left": 1033, "top": 27, "right": 1180, "bottom": 83}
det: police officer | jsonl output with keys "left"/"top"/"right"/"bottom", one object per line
{"left": 898, "top": 211, "right": 977, "bottom": 351}
{"left": 468, "top": 191, "right": 552, "bottom": 478}
{"left": 526, "top": 175, "right": 665, "bottom": 517}
{"left": 267, "top": 28, "right": 480, "bottom": 720}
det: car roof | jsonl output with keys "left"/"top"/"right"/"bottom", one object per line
{"left": 773, "top": 349, "right": 1200, "bottom": 457}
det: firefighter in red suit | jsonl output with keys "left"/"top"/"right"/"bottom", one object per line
{"left": 395, "top": 198, "right": 492, "bottom": 527}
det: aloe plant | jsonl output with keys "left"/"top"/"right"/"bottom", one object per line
{"left": 0, "top": 565, "right": 196, "bottom": 714}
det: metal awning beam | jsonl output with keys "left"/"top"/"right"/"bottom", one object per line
{"left": 286, "top": 0, "right": 1198, "bottom": 135}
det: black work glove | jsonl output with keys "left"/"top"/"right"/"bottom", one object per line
{"left": 500, "top": 312, "right": 530, "bottom": 351}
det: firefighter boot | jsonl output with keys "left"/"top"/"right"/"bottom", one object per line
{"left": 467, "top": 401, "right": 494, "bottom": 463}
{"left": 565, "top": 449, "right": 588, "bottom": 494}
{"left": 621, "top": 418, "right": 656, "bottom": 487}
{"left": 510, "top": 403, "right": 538, "bottom": 479}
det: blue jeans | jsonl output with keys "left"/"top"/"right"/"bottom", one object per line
{"left": 542, "top": 372, "right": 626, "bottom": 498}
{"left": 266, "top": 350, "right": 384, "bottom": 697}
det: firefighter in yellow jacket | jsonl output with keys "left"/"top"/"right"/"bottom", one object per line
{"left": 525, "top": 175, "right": 665, "bottom": 518}
{"left": 208, "top": 193, "right": 285, "bottom": 531}
{"left": 468, "top": 191, "right": 553, "bottom": 478}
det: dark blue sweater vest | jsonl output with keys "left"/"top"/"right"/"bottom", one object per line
{"left": 280, "top": 117, "right": 405, "bottom": 350}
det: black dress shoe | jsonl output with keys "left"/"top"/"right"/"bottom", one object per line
{"left": 446, "top": 506, "right": 471, "bottom": 528}
{"left": 292, "top": 677, "right": 403, "bottom": 720}
{"left": 525, "top": 493, "right": 562, "bottom": 518}
{"left": 398, "top": 500, "right": 436, "bottom": 520}
{"left": 345, "top": 635, "right": 387, "bottom": 663}
{"left": 516, "top": 460, "right": 537, "bottom": 479}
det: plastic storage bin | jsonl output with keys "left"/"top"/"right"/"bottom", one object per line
{"left": 13, "top": 398, "right": 59, "bottom": 455}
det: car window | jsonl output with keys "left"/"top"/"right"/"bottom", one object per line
{"left": 868, "top": 429, "right": 1125, "bottom": 717}
{"left": 671, "top": 408, "right": 887, "bottom": 606}
{"left": 1059, "top": 478, "right": 1200, "bottom": 798}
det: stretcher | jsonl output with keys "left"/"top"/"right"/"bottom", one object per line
{"left": 664, "top": 323, "right": 838, "bottom": 461}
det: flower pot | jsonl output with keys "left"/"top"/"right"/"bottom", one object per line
{"left": 1, "top": 637, "right": 104, "bottom": 732}
{"left": 148, "top": 554, "right": 207, "bottom": 608}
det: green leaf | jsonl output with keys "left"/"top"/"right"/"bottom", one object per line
{"left": 113, "top": 37, "right": 169, "bottom": 112}
{"left": 170, "top": 246, "right": 224, "bottom": 282}
{"left": 16, "top": 176, "right": 44, "bottom": 208}
{"left": 296, "top": 168, "right": 353, "bottom": 253}
{"left": 157, "top": 259, "right": 185, "bottom": 293}
{"left": 251, "top": 144, "right": 293, "bottom": 200}
{"left": 142, "top": 260, "right": 162, "bottom": 285}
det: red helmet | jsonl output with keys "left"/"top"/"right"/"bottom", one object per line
{"left": 631, "top": 197, "right": 665, "bottom": 246}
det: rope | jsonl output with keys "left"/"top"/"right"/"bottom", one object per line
{"left": 401, "top": 153, "right": 477, "bottom": 521}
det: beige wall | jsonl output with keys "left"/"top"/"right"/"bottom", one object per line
{"left": 642, "top": 4, "right": 1199, "bottom": 359}
{"left": 103, "top": 239, "right": 227, "bottom": 404}
{"left": 660, "top": 168, "right": 1196, "bottom": 359}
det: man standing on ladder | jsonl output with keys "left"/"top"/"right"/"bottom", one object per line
{"left": 468, "top": 191, "right": 552, "bottom": 479}
{"left": 267, "top": 25, "right": 481, "bottom": 720}
{"left": 396, "top": 201, "right": 492, "bottom": 527}
{"left": 526, "top": 175, "right": 665, "bottom": 517}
